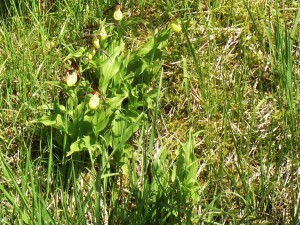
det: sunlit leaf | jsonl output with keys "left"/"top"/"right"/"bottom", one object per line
{"left": 34, "top": 114, "right": 68, "bottom": 134}
{"left": 67, "top": 135, "right": 98, "bottom": 156}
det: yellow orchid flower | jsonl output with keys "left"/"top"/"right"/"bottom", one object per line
{"left": 89, "top": 93, "right": 100, "bottom": 109}
{"left": 100, "top": 27, "right": 108, "bottom": 40}
{"left": 66, "top": 71, "right": 78, "bottom": 87}
{"left": 114, "top": 6, "right": 123, "bottom": 21}
{"left": 92, "top": 36, "right": 100, "bottom": 49}
{"left": 87, "top": 48, "right": 96, "bottom": 61}
{"left": 170, "top": 19, "right": 182, "bottom": 33}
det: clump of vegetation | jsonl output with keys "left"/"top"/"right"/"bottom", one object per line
{"left": 35, "top": 20, "right": 169, "bottom": 164}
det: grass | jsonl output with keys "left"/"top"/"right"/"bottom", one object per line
{"left": 0, "top": 0, "right": 300, "bottom": 224}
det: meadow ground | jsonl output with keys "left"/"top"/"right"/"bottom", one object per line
{"left": 0, "top": 0, "right": 300, "bottom": 224}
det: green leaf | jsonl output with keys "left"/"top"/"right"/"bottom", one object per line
{"left": 65, "top": 102, "right": 92, "bottom": 137}
{"left": 119, "top": 145, "right": 133, "bottom": 175}
{"left": 92, "top": 108, "right": 113, "bottom": 135}
{"left": 73, "top": 102, "right": 86, "bottom": 119}
{"left": 68, "top": 116, "right": 93, "bottom": 138}
{"left": 112, "top": 112, "right": 145, "bottom": 148}
{"left": 127, "top": 57, "right": 149, "bottom": 77}
{"left": 67, "top": 135, "right": 97, "bottom": 156}
{"left": 0, "top": 153, "right": 31, "bottom": 224}
{"left": 107, "top": 94, "right": 128, "bottom": 110}
{"left": 136, "top": 37, "right": 155, "bottom": 57}
{"left": 155, "top": 29, "right": 170, "bottom": 50}
{"left": 65, "top": 47, "right": 86, "bottom": 60}
{"left": 34, "top": 114, "right": 68, "bottom": 133}
{"left": 112, "top": 111, "right": 126, "bottom": 137}
{"left": 100, "top": 173, "right": 119, "bottom": 179}
{"left": 0, "top": 184, "right": 30, "bottom": 224}
{"left": 175, "top": 132, "right": 198, "bottom": 186}
{"left": 133, "top": 29, "right": 169, "bottom": 59}
{"left": 100, "top": 40, "right": 125, "bottom": 93}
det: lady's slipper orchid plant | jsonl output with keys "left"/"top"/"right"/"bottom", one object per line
{"left": 35, "top": 16, "right": 170, "bottom": 163}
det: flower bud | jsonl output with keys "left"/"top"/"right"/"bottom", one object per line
{"left": 89, "top": 93, "right": 100, "bottom": 109}
{"left": 50, "top": 41, "right": 55, "bottom": 48}
{"left": 100, "top": 27, "right": 108, "bottom": 40}
{"left": 170, "top": 19, "right": 182, "bottom": 33}
{"left": 45, "top": 41, "right": 55, "bottom": 51}
{"left": 113, "top": 7, "right": 123, "bottom": 21}
{"left": 87, "top": 48, "right": 96, "bottom": 61}
{"left": 66, "top": 72, "right": 78, "bottom": 87}
{"left": 92, "top": 36, "right": 100, "bottom": 49}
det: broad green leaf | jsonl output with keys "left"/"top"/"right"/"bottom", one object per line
{"left": 155, "top": 29, "right": 170, "bottom": 50}
{"left": 107, "top": 94, "right": 128, "bottom": 110}
{"left": 110, "top": 112, "right": 144, "bottom": 149}
{"left": 73, "top": 102, "right": 86, "bottom": 119}
{"left": 100, "top": 40, "right": 125, "bottom": 93}
{"left": 115, "top": 145, "right": 132, "bottom": 175}
{"left": 65, "top": 47, "right": 86, "bottom": 60}
{"left": 136, "top": 37, "right": 155, "bottom": 57}
{"left": 127, "top": 57, "right": 149, "bottom": 77}
{"left": 34, "top": 114, "right": 68, "bottom": 133}
{"left": 173, "top": 132, "right": 199, "bottom": 203}
{"left": 100, "top": 173, "right": 119, "bottom": 179}
{"left": 39, "top": 103, "right": 65, "bottom": 112}
{"left": 67, "top": 135, "right": 97, "bottom": 156}
{"left": 112, "top": 112, "right": 126, "bottom": 136}
{"left": 92, "top": 108, "right": 112, "bottom": 134}
{"left": 68, "top": 118, "right": 93, "bottom": 138}
{"left": 120, "top": 112, "right": 145, "bottom": 143}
